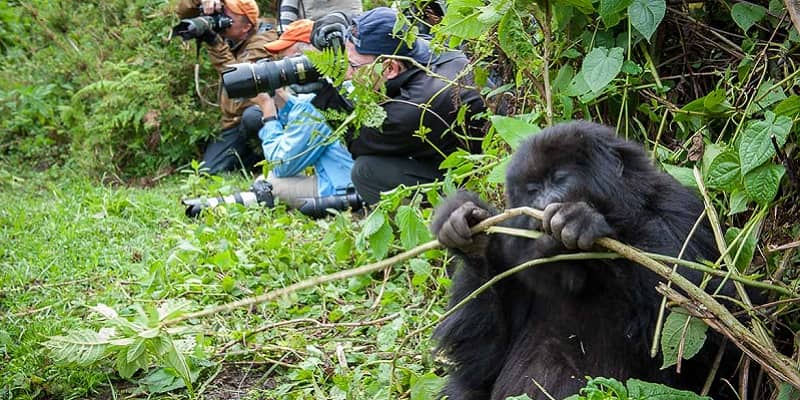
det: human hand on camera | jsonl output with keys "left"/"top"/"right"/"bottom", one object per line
{"left": 200, "top": 0, "right": 222, "bottom": 14}
{"left": 311, "top": 12, "right": 352, "bottom": 49}
{"left": 254, "top": 93, "right": 277, "bottom": 118}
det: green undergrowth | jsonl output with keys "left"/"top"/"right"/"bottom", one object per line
{"left": 0, "top": 165, "right": 450, "bottom": 399}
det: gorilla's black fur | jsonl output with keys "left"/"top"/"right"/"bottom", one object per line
{"left": 431, "top": 121, "right": 744, "bottom": 399}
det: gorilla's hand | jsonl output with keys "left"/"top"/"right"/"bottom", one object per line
{"left": 543, "top": 202, "right": 613, "bottom": 250}
{"left": 432, "top": 191, "right": 494, "bottom": 257}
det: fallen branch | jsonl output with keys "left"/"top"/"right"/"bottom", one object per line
{"left": 161, "top": 206, "right": 800, "bottom": 389}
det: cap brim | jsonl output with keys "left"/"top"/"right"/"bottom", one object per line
{"left": 265, "top": 39, "right": 296, "bottom": 53}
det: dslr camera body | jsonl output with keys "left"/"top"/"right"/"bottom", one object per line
{"left": 172, "top": 7, "right": 233, "bottom": 41}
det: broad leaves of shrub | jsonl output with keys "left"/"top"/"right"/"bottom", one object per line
{"left": 731, "top": 2, "right": 767, "bottom": 32}
{"left": 581, "top": 47, "right": 624, "bottom": 92}
{"left": 660, "top": 310, "right": 708, "bottom": 369}
{"left": 744, "top": 163, "right": 786, "bottom": 206}
{"left": 628, "top": 0, "right": 666, "bottom": 42}
{"left": 739, "top": 111, "right": 791, "bottom": 175}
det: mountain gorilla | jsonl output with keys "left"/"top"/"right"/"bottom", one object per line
{"left": 431, "top": 121, "right": 745, "bottom": 399}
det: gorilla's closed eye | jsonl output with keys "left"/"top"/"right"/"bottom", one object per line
{"left": 526, "top": 183, "right": 542, "bottom": 193}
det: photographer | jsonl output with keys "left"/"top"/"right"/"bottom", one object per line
{"left": 310, "top": 7, "right": 487, "bottom": 205}
{"left": 251, "top": 20, "right": 358, "bottom": 213}
{"left": 175, "top": 0, "right": 277, "bottom": 173}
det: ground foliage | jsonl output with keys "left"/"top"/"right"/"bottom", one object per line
{"left": 1, "top": 0, "right": 800, "bottom": 398}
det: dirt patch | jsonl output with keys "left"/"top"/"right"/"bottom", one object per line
{"left": 201, "top": 363, "right": 276, "bottom": 400}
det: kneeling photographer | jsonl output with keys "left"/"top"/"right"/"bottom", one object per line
{"left": 309, "top": 8, "right": 487, "bottom": 205}
{"left": 174, "top": 0, "right": 277, "bottom": 174}
{"left": 184, "top": 20, "right": 362, "bottom": 219}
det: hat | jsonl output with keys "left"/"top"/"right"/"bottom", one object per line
{"left": 265, "top": 19, "right": 313, "bottom": 53}
{"left": 349, "top": 7, "right": 433, "bottom": 65}
{"left": 225, "top": 0, "right": 259, "bottom": 26}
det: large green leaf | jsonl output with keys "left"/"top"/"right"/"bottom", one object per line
{"left": 491, "top": 115, "right": 540, "bottom": 149}
{"left": 661, "top": 310, "right": 708, "bottom": 369}
{"left": 743, "top": 163, "right": 785, "bottom": 205}
{"left": 775, "top": 95, "right": 800, "bottom": 117}
{"left": 599, "top": 0, "right": 633, "bottom": 26}
{"left": 438, "top": 0, "right": 486, "bottom": 39}
{"left": 497, "top": 10, "right": 536, "bottom": 67}
{"left": 396, "top": 205, "right": 431, "bottom": 249}
{"left": 662, "top": 164, "right": 697, "bottom": 189}
{"left": 705, "top": 151, "right": 740, "bottom": 190}
{"left": 628, "top": 0, "right": 665, "bottom": 42}
{"left": 725, "top": 226, "right": 759, "bottom": 272}
{"left": 559, "top": 0, "right": 594, "bottom": 14}
{"left": 731, "top": 2, "right": 767, "bottom": 32}
{"left": 581, "top": 47, "right": 624, "bottom": 93}
{"left": 739, "top": 111, "right": 792, "bottom": 175}
{"left": 409, "top": 372, "right": 446, "bottom": 400}
{"left": 627, "top": 379, "right": 711, "bottom": 399}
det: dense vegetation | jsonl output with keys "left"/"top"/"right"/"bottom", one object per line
{"left": 1, "top": 0, "right": 799, "bottom": 398}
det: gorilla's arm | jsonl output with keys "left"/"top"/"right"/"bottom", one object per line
{"left": 431, "top": 191, "right": 510, "bottom": 396}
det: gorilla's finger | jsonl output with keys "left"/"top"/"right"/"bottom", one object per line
{"left": 560, "top": 222, "right": 579, "bottom": 249}
{"left": 542, "top": 202, "right": 563, "bottom": 234}
{"left": 450, "top": 203, "right": 477, "bottom": 238}
{"left": 439, "top": 219, "right": 472, "bottom": 249}
{"left": 468, "top": 207, "right": 491, "bottom": 225}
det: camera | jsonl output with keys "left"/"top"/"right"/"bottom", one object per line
{"left": 172, "top": 9, "right": 233, "bottom": 41}
{"left": 222, "top": 55, "right": 320, "bottom": 98}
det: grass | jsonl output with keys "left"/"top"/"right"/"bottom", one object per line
{"left": 0, "top": 164, "right": 450, "bottom": 399}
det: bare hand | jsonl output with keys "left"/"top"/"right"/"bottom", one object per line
{"left": 201, "top": 0, "right": 222, "bottom": 15}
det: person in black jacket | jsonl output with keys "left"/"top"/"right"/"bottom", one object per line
{"left": 311, "top": 7, "right": 486, "bottom": 204}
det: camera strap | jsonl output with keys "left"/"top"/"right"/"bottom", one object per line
{"left": 192, "top": 40, "right": 219, "bottom": 107}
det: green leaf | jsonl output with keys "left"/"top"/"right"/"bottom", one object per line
{"left": 43, "top": 329, "right": 113, "bottom": 365}
{"left": 552, "top": 65, "right": 576, "bottom": 93}
{"left": 703, "top": 88, "right": 733, "bottom": 114}
{"left": 746, "top": 80, "right": 788, "bottom": 115}
{"left": 628, "top": 0, "right": 666, "bottom": 42}
{"left": 377, "top": 317, "right": 404, "bottom": 351}
{"left": 662, "top": 164, "right": 697, "bottom": 189}
{"left": 729, "top": 189, "right": 749, "bottom": 216}
{"left": 560, "top": 0, "right": 594, "bottom": 14}
{"left": 410, "top": 258, "right": 432, "bottom": 287}
{"left": 488, "top": 157, "right": 510, "bottom": 184}
{"left": 409, "top": 372, "right": 446, "bottom": 400}
{"left": 116, "top": 350, "right": 142, "bottom": 379}
{"left": 491, "top": 116, "right": 540, "bottom": 149}
{"left": 362, "top": 210, "right": 386, "bottom": 237}
{"left": 397, "top": 205, "right": 432, "bottom": 248}
{"left": 589, "top": 377, "right": 628, "bottom": 398}
{"left": 621, "top": 60, "right": 643, "bottom": 75}
{"left": 731, "top": 2, "right": 767, "bottom": 32}
{"left": 368, "top": 219, "right": 394, "bottom": 260}
{"left": 438, "top": 0, "right": 486, "bottom": 39}
{"left": 599, "top": 0, "right": 633, "bottom": 26}
{"left": 705, "top": 151, "right": 740, "bottom": 190}
{"left": 163, "top": 336, "right": 194, "bottom": 392}
{"left": 498, "top": 10, "right": 536, "bottom": 68}
{"left": 581, "top": 47, "right": 624, "bottom": 92}
{"left": 626, "top": 379, "right": 711, "bottom": 400}
{"left": 775, "top": 95, "right": 800, "bottom": 117}
{"left": 725, "top": 226, "right": 759, "bottom": 272}
{"left": 743, "top": 163, "right": 785, "bottom": 205}
{"left": 777, "top": 383, "right": 800, "bottom": 400}
{"left": 660, "top": 310, "right": 708, "bottom": 369}
{"left": 739, "top": 111, "right": 792, "bottom": 175}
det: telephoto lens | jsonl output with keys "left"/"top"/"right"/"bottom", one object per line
{"left": 295, "top": 190, "right": 364, "bottom": 219}
{"left": 182, "top": 179, "right": 274, "bottom": 218}
{"left": 222, "top": 55, "right": 320, "bottom": 98}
